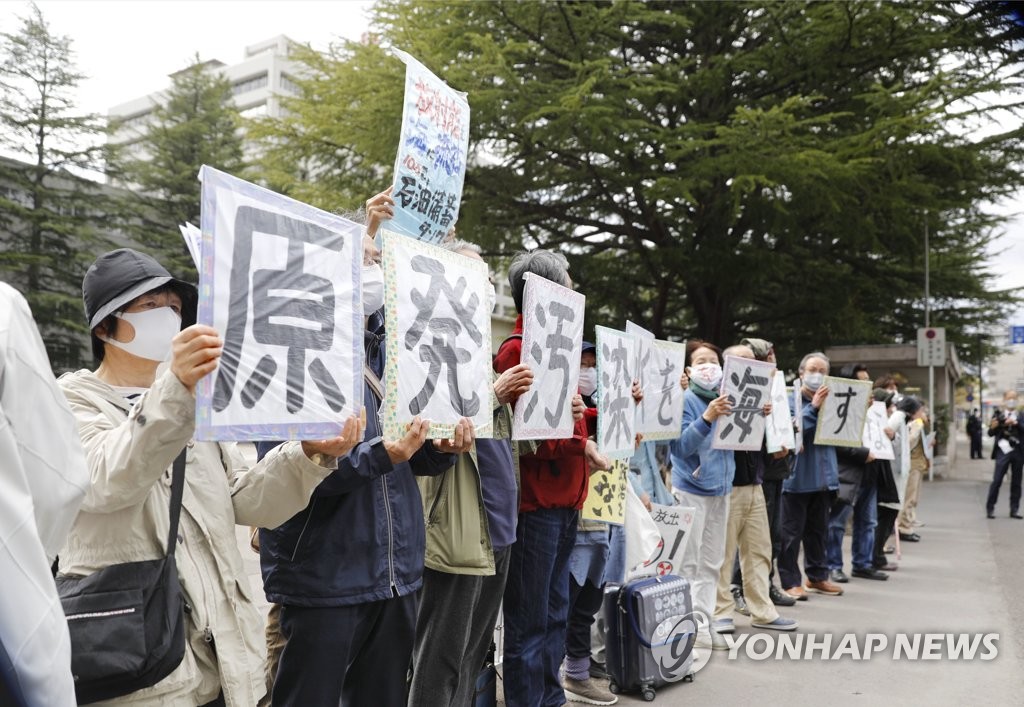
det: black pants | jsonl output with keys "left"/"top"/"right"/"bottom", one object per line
{"left": 986, "top": 449, "right": 1023, "bottom": 515}
{"left": 733, "top": 479, "right": 783, "bottom": 587}
{"left": 873, "top": 506, "right": 899, "bottom": 569}
{"left": 970, "top": 432, "right": 983, "bottom": 459}
{"left": 566, "top": 578, "right": 604, "bottom": 660}
{"left": 272, "top": 594, "right": 418, "bottom": 707}
{"left": 778, "top": 490, "right": 830, "bottom": 588}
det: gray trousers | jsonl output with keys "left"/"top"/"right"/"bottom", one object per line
{"left": 409, "top": 546, "right": 511, "bottom": 707}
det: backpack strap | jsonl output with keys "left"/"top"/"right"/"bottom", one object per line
{"left": 165, "top": 449, "right": 186, "bottom": 559}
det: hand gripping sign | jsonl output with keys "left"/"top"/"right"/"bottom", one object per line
{"left": 196, "top": 166, "right": 364, "bottom": 441}
{"left": 380, "top": 229, "right": 493, "bottom": 439}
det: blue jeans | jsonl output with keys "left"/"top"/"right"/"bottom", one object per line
{"left": 827, "top": 482, "right": 878, "bottom": 571}
{"left": 503, "top": 508, "right": 578, "bottom": 707}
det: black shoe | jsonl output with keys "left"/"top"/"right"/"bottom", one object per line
{"left": 898, "top": 532, "right": 920, "bottom": 542}
{"left": 987, "top": 510, "right": 996, "bottom": 519}
{"left": 588, "top": 659, "right": 609, "bottom": 680}
{"left": 852, "top": 567, "right": 889, "bottom": 581}
{"left": 1012, "top": 513, "right": 1023, "bottom": 519}
{"left": 829, "top": 569, "right": 849, "bottom": 584}
{"left": 730, "top": 584, "right": 750, "bottom": 616}
{"left": 769, "top": 584, "right": 796, "bottom": 607}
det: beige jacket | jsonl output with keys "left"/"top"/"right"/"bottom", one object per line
{"left": 58, "top": 368, "right": 336, "bottom": 706}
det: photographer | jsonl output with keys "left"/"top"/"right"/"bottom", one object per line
{"left": 985, "top": 401, "right": 1023, "bottom": 519}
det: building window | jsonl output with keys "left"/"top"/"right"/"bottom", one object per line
{"left": 279, "top": 74, "right": 301, "bottom": 96}
{"left": 232, "top": 73, "right": 268, "bottom": 96}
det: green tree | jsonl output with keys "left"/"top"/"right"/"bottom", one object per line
{"left": 256, "top": 1, "right": 1024, "bottom": 367}
{"left": 0, "top": 3, "right": 112, "bottom": 371}
{"left": 109, "top": 55, "right": 244, "bottom": 279}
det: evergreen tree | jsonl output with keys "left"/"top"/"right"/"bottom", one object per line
{"left": 0, "top": 3, "right": 111, "bottom": 371}
{"left": 109, "top": 55, "right": 244, "bottom": 280}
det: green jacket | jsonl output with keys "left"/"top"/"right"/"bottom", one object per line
{"left": 418, "top": 402, "right": 518, "bottom": 576}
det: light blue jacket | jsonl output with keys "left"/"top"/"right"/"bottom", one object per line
{"left": 784, "top": 391, "right": 839, "bottom": 494}
{"left": 630, "top": 441, "right": 675, "bottom": 506}
{"left": 669, "top": 390, "right": 736, "bottom": 497}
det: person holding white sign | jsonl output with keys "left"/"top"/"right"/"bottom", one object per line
{"left": 778, "top": 352, "right": 845, "bottom": 600}
{"left": 58, "top": 249, "right": 365, "bottom": 707}
{"left": 668, "top": 340, "right": 735, "bottom": 649}
{"left": 494, "top": 249, "right": 598, "bottom": 707}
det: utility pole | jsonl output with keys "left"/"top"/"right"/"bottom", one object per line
{"left": 925, "top": 212, "right": 935, "bottom": 482}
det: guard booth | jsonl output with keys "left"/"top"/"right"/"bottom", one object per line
{"left": 824, "top": 342, "right": 962, "bottom": 475}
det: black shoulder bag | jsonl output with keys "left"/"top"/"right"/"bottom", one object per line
{"left": 57, "top": 450, "right": 188, "bottom": 704}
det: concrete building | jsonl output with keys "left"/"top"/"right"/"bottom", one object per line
{"left": 108, "top": 36, "right": 301, "bottom": 166}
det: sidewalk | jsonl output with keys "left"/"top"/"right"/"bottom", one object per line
{"left": 614, "top": 458, "right": 1024, "bottom": 705}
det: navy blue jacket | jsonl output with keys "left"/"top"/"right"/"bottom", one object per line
{"left": 258, "top": 316, "right": 456, "bottom": 607}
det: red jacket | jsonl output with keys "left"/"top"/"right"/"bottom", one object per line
{"left": 495, "top": 316, "right": 594, "bottom": 512}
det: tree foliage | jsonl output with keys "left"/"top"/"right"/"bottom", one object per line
{"left": 0, "top": 3, "right": 112, "bottom": 370}
{"left": 109, "top": 55, "right": 244, "bottom": 279}
{"left": 255, "top": 1, "right": 1024, "bottom": 368}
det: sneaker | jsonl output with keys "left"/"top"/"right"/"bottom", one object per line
{"left": 711, "top": 629, "right": 731, "bottom": 650}
{"left": 829, "top": 569, "right": 849, "bottom": 584}
{"left": 769, "top": 584, "right": 796, "bottom": 607}
{"left": 730, "top": 584, "right": 751, "bottom": 616}
{"left": 805, "top": 579, "right": 844, "bottom": 596}
{"left": 851, "top": 567, "right": 888, "bottom": 581}
{"left": 1012, "top": 513, "right": 1023, "bottom": 519}
{"left": 784, "top": 585, "right": 808, "bottom": 601}
{"left": 751, "top": 616, "right": 799, "bottom": 631}
{"left": 564, "top": 676, "right": 618, "bottom": 705}
{"left": 713, "top": 618, "right": 735, "bottom": 634}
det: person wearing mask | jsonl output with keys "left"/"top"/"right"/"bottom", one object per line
{"left": 57, "top": 249, "right": 364, "bottom": 706}
{"left": 0, "top": 284, "right": 90, "bottom": 707}
{"left": 985, "top": 400, "right": 1024, "bottom": 520}
{"left": 711, "top": 344, "right": 797, "bottom": 644}
{"left": 778, "top": 352, "right": 844, "bottom": 600}
{"left": 826, "top": 364, "right": 888, "bottom": 583}
{"left": 669, "top": 340, "right": 734, "bottom": 648}
{"left": 409, "top": 239, "right": 534, "bottom": 707}
{"left": 258, "top": 194, "right": 471, "bottom": 707}
{"left": 494, "top": 249, "right": 598, "bottom": 707}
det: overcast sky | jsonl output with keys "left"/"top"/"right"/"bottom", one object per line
{"left": 3, "top": 0, "right": 1024, "bottom": 322}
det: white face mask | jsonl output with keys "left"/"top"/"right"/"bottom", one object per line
{"left": 579, "top": 366, "right": 597, "bottom": 396}
{"left": 690, "top": 362, "right": 723, "bottom": 391}
{"left": 362, "top": 264, "right": 385, "bottom": 315}
{"left": 485, "top": 282, "right": 497, "bottom": 315}
{"left": 803, "top": 372, "right": 825, "bottom": 391}
{"left": 103, "top": 307, "right": 181, "bottom": 362}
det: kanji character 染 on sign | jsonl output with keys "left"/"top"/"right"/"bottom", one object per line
{"left": 380, "top": 230, "right": 493, "bottom": 439}
{"left": 195, "top": 166, "right": 364, "bottom": 441}
{"left": 596, "top": 325, "right": 638, "bottom": 459}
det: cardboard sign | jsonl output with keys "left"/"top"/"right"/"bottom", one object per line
{"left": 862, "top": 400, "right": 895, "bottom": 460}
{"left": 390, "top": 49, "right": 470, "bottom": 243}
{"left": 196, "top": 166, "right": 364, "bottom": 441}
{"left": 765, "top": 371, "right": 796, "bottom": 454}
{"left": 712, "top": 355, "right": 776, "bottom": 451}
{"left": 814, "top": 376, "right": 873, "bottom": 447}
{"left": 597, "top": 325, "right": 638, "bottom": 459}
{"left": 512, "top": 273, "right": 585, "bottom": 440}
{"left": 380, "top": 230, "right": 492, "bottom": 439}
{"left": 582, "top": 459, "right": 628, "bottom": 525}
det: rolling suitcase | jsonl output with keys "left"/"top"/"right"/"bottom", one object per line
{"left": 603, "top": 575, "right": 696, "bottom": 701}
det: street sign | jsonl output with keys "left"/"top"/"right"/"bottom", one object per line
{"left": 1011, "top": 326, "right": 1024, "bottom": 345}
{"left": 916, "top": 327, "right": 946, "bottom": 367}
{"left": 967, "top": 394, "right": 974, "bottom": 402}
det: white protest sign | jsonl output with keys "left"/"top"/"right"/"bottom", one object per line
{"left": 513, "top": 273, "right": 585, "bottom": 440}
{"left": 814, "top": 376, "right": 873, "bottom": 447}
{"left": 179, "top": 222, "right": 202, "bottom": 270}
{"left": 625, "top": 321, "right": 659, "bottom": 435}
{"left": 196, "top": 166, "right": 364, "bottom": 441}
{"left": 766, "top": 371, "right": 796, "bottom": 454}
{"left": 597, "top": 325, "right": 638, "bottom": 459}
{"left": 862, "top": 401, "right": 895, "bottom": 460}
{"left": 923, "top": 431, "right": 936, "bottom": 461}
{"left": 630, "top": 504, "right": 698, "bottom": 579}
{"left": 712, "top": 355, "right": 776, "bottom": 451}
{"left": 390, "top": 49, "right": 470, "bottom": 243}
{"left": 380, "top": 230, "right": 492, "bottom": 440}
{"left": 645, "top": 339, "right": 688, "bottom": 441}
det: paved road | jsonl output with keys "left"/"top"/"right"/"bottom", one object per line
{"left": 611, "top": 450, "right": 1024, "bottom": 706}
